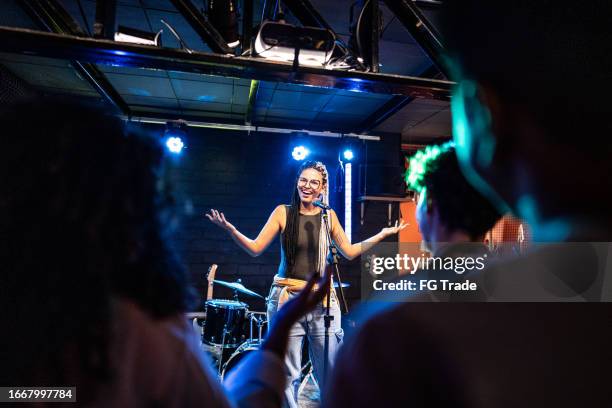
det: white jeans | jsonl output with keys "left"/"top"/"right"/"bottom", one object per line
{"left": 267, "top": 285, "right": 344, "bottom": 407}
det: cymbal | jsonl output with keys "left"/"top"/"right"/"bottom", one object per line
{"left": 213, "top": 279, "right": 264, "bottom": 299}
{"left": 334, "top": 282, "right": 350, "bottom": 288}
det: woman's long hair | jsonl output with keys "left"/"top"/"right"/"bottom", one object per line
{"left": 282, "top": 160, "right": 330, "bottom": 275}
{"left": 0, "top": 100, "right": 194, "bottom": 394}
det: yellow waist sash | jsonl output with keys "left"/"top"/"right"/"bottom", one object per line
{"left": 272, "top": 275, "right": 333, "bottom": 308}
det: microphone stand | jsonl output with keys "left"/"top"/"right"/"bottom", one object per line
{"left": 320, "top": 205, "right": 349, "bottom": 386}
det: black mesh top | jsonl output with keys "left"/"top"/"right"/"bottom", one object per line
{"left": 277, "top": 209, "right": 321, "bottom": 280}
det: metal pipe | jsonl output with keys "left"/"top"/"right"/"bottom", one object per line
{"left": 281, "top": 0, "right": 335, "bottom": 31}
{"left": 382, "top": 0, "right": 447, "bottom": 76}
{"left": 93, "top": 0, "right": 117, "bottom": 40}
{"left": 127, "top": 115, "right": 382, "bottom": 140}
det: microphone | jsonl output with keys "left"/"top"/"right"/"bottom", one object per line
{"left": 313, "top": 200, "right": 331, "bottom": 210}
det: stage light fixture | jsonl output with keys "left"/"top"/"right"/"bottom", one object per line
{"left": 254, "top": 21, "right": 335, "bottom": 67}
{"left": 343, "top": 149, "right": 354, "bottom": 161}
{"left": 165, "top": 136, "right": 184, "bottom": 154}
{"left": 292, "top": 145, "right": 310, "bottom": 161}
{"left": 164, "top": 120, "right": 188, "bottom": 154}
{"left": 114, "top": 25, "right": 162, "bottom": 46}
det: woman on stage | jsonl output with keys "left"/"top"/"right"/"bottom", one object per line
{"left": 206, "top": 160, "right": 406, "bottom": 407}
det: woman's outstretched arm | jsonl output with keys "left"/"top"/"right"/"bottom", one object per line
{"left": 328, "top": 209, "right": 407, "bottom": 260}
{"left": 206, "top": 205, "right": 285, "bottom": 257}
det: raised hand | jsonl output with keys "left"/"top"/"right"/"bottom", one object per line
{"left": 205, "top": 209, "right": 235, "bottom": 232}
{"left": 381, "top": 219, "right": 409, "bottom": 238}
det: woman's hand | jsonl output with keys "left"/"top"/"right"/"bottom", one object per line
{"left": 205, "top": 209, "right": 235, "bottom": 232}
{"left": 381, "top": 219, "right": 408, "bottom": 238}
{"left": 262, "top": 269, "right": 331, "bottom": 358}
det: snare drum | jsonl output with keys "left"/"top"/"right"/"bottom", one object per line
{"left": 203, "top": 299, "right": 247, "bottom": 348}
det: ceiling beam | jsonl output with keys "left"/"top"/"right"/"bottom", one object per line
{"left": 0, "top": 26, "right": 453, "bottom": 99}
{"left": 242, "top": 0, "right": 254, "bottom": 52}
{"left": 382, "top": 0, "right": 447, "bottom": 77}
{"left": 16, "top": 0, "right": 130, "bottom": 116}
{"left": 93, "top": 0, "right": 117, "bottom": 40}
{"left": 355, "top": 60, "right": 448, "bottom": 134}
{"left": 370, "top": 0, "right": 380, "bottom": 73}
{"left": 168, "top": 0, "right": 234, "bottom": 55}
{"left": 354, "top": 94, "right": 414, "bottom": 134}
{"left": 281, "top": 0, "right": 336, "bottom": 32}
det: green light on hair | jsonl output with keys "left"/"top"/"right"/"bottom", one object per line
{"left": 405, "top": 142, "right": 453, "bottom": 193}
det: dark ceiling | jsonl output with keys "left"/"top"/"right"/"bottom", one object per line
{"left": 0, "top": 0, "right": 452, "bottom": 143}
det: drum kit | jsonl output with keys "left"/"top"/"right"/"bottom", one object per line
{"left": 188, "top": 264, "right": 351, "bottom": 381}
{"left": 187, "top": 264, "right": 270, "bottom": 378}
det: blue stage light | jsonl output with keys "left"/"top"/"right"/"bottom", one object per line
{"left": 165, "top": 136, "right": 185, "bottom": 154}
{"left": 164, "top": 120, "right": 188, "bottom": 154}
{"left": 292, "top": 145, "right": 309, "bottom": 160}
{"left": 343, "top": 149, "right": 354, "bottom": 161}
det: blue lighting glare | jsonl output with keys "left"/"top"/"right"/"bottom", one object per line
{"left": 166, "top": 136, "right": 185, "bottom": 154}
{"left": 292, "top": 145, "right": 309, "bottom": 161}
{"left": 347, "top": 77, "right": 365, "bottom": 92}
{"left": 344, "top": 162, "right": 352, "bottom": 242}
{"left": 343, "top": 149, "right": 354, "bottom": 161}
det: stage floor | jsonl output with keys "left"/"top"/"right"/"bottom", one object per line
{"left": 298, "top": 376, "right": 319, "bottom": 407}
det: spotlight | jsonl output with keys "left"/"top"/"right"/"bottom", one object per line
{"left": 114, "top": 25, "right": 162, "bottom": 46}
{"left": 292, "top": 145, "right": 310, "bottom": 161}
{"left": 164, "top": 120, "right": 188, "bottom": 154}
{"left": 343, "top": 149, "right": 354, "bottom": 161}
{"left": 254, "top": 21, "right": 335, "bottom": 67}
{"left": 166, "top": 136, "right": 184, "bottom": 154}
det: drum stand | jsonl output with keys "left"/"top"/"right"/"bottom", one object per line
{"left": 248, "top": 312, "right": 266, "bottom": 343}
{"left": 218, "top": 324, "right": 230, "bottom": 376}
{"left": 320, "top": 207, "right": 349, "bottom": 386}
{"left": 217, "top": 285, "right": 241, "bottom": 375}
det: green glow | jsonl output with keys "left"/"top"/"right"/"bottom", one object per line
{"left": 454, "top": 118, "right": 466, "bottom": 147}
{"left": 451, "top": 80, "right": 511, "bottom": 215}
{"left": 452, "top": 80, "right": 497, "bottom": 168}
{"left": 405, "top": 142, "right": 453, "bottom": 193}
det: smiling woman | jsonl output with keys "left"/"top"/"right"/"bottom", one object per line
{"left": 206, "top": 160, "right": 407, "bottom": 406}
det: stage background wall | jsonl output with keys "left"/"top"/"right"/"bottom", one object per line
{"left": 142, "top": 124, "right": 402, "bottom": 312}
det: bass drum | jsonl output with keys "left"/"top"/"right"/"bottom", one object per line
{"left": 221, "top": 340, "right": 262, "bottom": 380}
